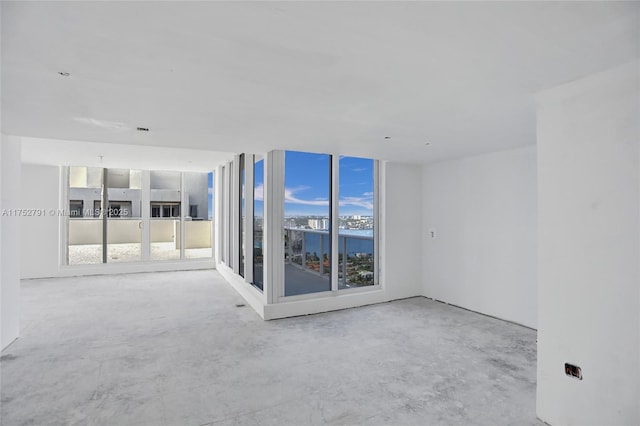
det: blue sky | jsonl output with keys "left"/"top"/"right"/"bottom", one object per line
{"left": 279, "top": 151, "right": 373, "bottom": 217}
{"left": 336, "top": 155, "right": 374, "bottom": 216}
{"left": 221, "top": 153, "right": 373, "bottom": 219}
{"left": 254, "top": 158, "right": 264, "bottom": 217}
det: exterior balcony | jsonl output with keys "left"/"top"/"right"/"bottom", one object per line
{"left": 283, "top": 227, "right": 374, "bottom": 296}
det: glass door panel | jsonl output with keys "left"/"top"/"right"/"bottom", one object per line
{"left": 253, "top": 157, "right": 264, "bottom": 291}
{"left": 338, "top": 157, "right": 375, "bottom": 289}
{"left": 184, "top": 171, "right": 214, "bottom": 259}
{"left": 283, "top": 151, "right": 331, "bottom": 296}
{"left": 68, "top": 166, "right": 103, "bottom": 265}
{"left": 150, "top": 171, "right": 181, "bottom": 260}
{"left": 106, "top": 169, "right": 142, "bottom": 263}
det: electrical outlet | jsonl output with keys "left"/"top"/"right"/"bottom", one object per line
{"left": 565, "top": 363, "right": 582, "bottom": 380}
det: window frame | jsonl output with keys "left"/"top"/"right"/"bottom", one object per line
{"left": 150, "top": 202, "right": 181, "bottom": 218}
{"left": 69, "top": 200, "right": 84, "bottom": 218}
{"left": 277, "top": 151, "right": 380, "bottom": 303}
{"left": 252, "top": 155, "right": 264, "bottom": 291}
{"left": 64, "top": 167, "right": 214, "bottom": 266}
{"left": 215, "top": 150, "right": 381, "bottom": 305}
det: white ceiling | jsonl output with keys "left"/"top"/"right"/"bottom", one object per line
{"left": 2, "top": 1, "right": 639, "bottom": 166}
{"left": 20, "top": 137, "right": 233, "bottom": 172}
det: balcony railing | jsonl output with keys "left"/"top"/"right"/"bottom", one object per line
{"left": 67, "top": 218, "right": 213, "bottom": 264}
{"left": 284, "top": 227, "right": 374, "bottom": 291}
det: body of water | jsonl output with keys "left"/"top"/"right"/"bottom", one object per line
{"left": 289, "top": 229, "right": 374, "bottom": 256}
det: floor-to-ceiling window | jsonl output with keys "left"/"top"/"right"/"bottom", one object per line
{"left": 67, "top": 167, "right": 214, "bottom": 265}
{"left": 228, "top": 162, "right": 234, "bottom": 270}
{"left": 283, "top": 151, "right": 332, "bottom": 296}
{"left": 338, "top": 157, "right": 375, "bottom": 288}
{"left": 221, "top": 165, "right": 227, "bottom": 264}
{"left": 105, "top": 168, "right": 142, "bottom": 263}
{"left": 239, "top": 154, "right": 246, "bottom": 277}
{"left": 253, "top": 156, "right": 264, "bottom": 291}
{"left": 217, "top": 150, "right": 378, "bottom": 301}
{"left": 150, "top": 171, "right": 182, "bottom": 261}
{"left": 68, "top": 166, "right": 103, "bottom": 265}
{"left": 68, "top": 167, "right": 143, "bottom": 264}
{"left": 184, "top": 171, "right": 214, "bottom": 259}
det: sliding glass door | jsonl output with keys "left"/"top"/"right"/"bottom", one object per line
{"left": 253, "top": 156, "right": 264, "bottom": 290}
{"left": 150, "top": 171, "right": 181, "bottom": 261}
{"left": 184, "top": 172, "right": 214, "bottom": 259}
{"left": 67, "top": 167, "right": 214, "bottom": 265}
{"left": 283, "top": 151, "right": 332, "bottom": 296}
{"left": 68, "top": 166, "right": 103, "bottom": 265}
{"left": 104, "top": 169, "right": 142, "bottom": 263}
{"left": 338, "top": 157, "right": 375, "bottom": 289}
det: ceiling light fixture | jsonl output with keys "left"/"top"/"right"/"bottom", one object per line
{"left": 58, "top": 72, "right": 70, "bottom": 77}
{"left": 136, "top": 127, "right": 149, "bottom": 132}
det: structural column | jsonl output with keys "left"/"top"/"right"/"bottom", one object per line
{"left": 1, "top": 134, "right": 22, "bottom": 350}
{"left": 536, "top": 61, "right": 639, "bottom": 426}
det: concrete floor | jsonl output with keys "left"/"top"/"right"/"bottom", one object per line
{"left": 1, "top": 270, "right": 541, "bottom": 426}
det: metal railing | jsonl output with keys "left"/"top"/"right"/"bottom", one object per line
{"left": 284, "top": 227, "right": 374, "bottom": 286}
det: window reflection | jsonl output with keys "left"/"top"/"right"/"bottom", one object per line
{"left": 253, "top": 156, "right": 264, "bottom": 291}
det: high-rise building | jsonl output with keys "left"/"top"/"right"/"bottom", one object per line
{"left": 308, "top": 218, "right": 328, "bottom": 230}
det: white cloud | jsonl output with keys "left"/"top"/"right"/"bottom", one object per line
{"left": 339, "top": 196, "right": 373, "bottom": 210}
{"left": 285, "top": 186, "right": 329, "bottom": 206}
{"left": 256, "top": 185, "right": 373, "bottom": 211}
{"left": 254, "top": 183, "right": 264, "bottom": 201}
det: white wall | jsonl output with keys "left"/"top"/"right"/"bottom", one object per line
{"left": 150, "top": 220, "right": 176, "bottom": 243}
{"left": 67, "top": 219, "right": 103, "bottom": 245}
{"left": 382, "top": 162, "right": 423, "bottom": 300}
{"left": 176, "top": 220, "right": 213, "bottom": 249}
{"left": 150, "top": 170, "right": 181, "bottom": 189}
{"left": 70, "top": 219, "right": 143, "bottom": 244}
{"left": 67, "top": 219, "right": 212, "bottom": 248}
{"left": 0, "top": 135, "right": 2, "bottom": 347}
{"left": 2, "top": 134, "right": 22, "bottom": 349}
{"left": 536, "top": 61, "right": 639, "bottom": 426}
{"left": 421, "top": 146, "right": 538, "bottom": 328}
{"left": 183, "top": 172, "right": 209, "bottom": 219}
{"left": 20, "top": 164, "right": 60, "bottom": 279}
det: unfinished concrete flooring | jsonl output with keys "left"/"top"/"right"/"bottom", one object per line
{"left": 1, "top": 270, "right": 540, "bottom": 425}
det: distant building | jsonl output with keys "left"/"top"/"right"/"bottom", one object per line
{"left": 308, "top": 219, "right": 329, "bottom": 230}
{"left": 308, "top": 218, "right": 328, "bottom": 230}
{"left": 68, "top": 169, "right": 209, "bottom": 220}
